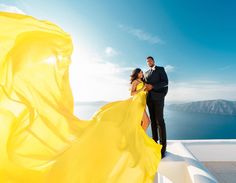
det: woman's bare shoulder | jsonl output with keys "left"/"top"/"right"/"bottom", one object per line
{"left": 131, "top": 80, "right": 139, "bottom": 85}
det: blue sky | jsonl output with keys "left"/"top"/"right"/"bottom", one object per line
{"left": 1, "top": 0, "right": 236, "bottom": 102}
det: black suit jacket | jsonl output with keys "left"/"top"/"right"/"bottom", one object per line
{"left": 144, "top": 66, "right": 168, "bottom": 100}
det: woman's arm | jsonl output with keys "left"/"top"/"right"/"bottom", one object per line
{"left": 130, "top": 81, "right": 146, "bottom": 96}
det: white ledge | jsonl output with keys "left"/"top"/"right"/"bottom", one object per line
{"left": 154, "top": 139, "right": 236, "bottom": 183}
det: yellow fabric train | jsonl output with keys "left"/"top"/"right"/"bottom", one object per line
{"left": 0, "top": 12, "right": 162, "bottom": 183}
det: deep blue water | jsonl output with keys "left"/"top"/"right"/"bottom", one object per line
{"left": 74, "top": 103, "right": 236, "bottom": 140}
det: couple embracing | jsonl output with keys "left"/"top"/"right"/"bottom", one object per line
{"left": 130, "top": 56, "right": 168, "bottom": 158}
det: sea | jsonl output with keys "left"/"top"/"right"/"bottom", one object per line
{"left": 74, "top": 102, "right": 236, "bottom": 140}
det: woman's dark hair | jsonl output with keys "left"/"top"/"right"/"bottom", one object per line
{"left": 130, "top": 68, "right": 144, "bottom": 84}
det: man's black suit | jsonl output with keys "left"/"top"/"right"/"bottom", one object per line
{"left": 144, "top": 65, "right": 168, "bottom": 155}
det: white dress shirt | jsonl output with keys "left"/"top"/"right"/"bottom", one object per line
{"left": 151, "top": 65, "right": 156, "bottom": 71}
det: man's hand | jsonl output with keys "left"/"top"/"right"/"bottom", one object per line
{"left": 145, "top": 84, "right": 153, "bottom": 91}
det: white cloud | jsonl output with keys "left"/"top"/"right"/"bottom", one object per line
{"left": 166, "top": 80, "right": 236, "bottom": 102}
{"left": 165, "top": 65, "right": 175, "bottom": 72}
{"left": 104, "top": 46, "right": 118, "bottom": 57}
{"left": 0, "top": 4, "right": 25, "bottom": 14}
{"left": 194, "top": 80, "right": 219, "bottom": 84}
{"left": 118, "top": 24, "right": 164, "bottom": 44}
{"left": 70, "top": 41, "right": 133, "bottom": 102}
{"left": 219, "top": 65, "right": 234, "bottom": 71}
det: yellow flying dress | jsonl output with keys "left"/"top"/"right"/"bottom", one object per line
{"left": 0, "top": 12, "right": 162, "bottom": 183}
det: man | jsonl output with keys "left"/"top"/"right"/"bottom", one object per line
{"left": 144, "top": 56, "right": 168, "bottom": 158}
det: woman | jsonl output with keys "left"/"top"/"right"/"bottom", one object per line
{"left": 130, "top": 68, "right": 150, "bottom": 131}
{"left": 0, "top": 12, "right": 162, "bottom": 183}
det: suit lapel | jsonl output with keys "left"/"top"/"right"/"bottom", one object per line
{"left": 145, "top": 69, "right": 152, "bottom": 80}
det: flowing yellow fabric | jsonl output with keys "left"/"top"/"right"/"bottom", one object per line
{"left": 0, "top": 12, "right": 162, "bottom": 183}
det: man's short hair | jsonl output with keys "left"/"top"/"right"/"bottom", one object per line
{"left": 146, "top": 56, "right": 154, "bottom": 61}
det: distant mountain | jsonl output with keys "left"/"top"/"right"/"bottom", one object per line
{"left": 168, "top": 99, "right": 236, "bottom": 115}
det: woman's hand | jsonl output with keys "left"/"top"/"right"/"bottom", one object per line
{"left": 144, "top": 84, "right": 153, "bottom": 91}
{"left": 142, "top": 85, "right": 147, "bottom": 91}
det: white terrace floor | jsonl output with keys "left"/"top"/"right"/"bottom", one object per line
{"left": 203, "top": 162, "right": 236, "bottom": 183}
{"left": 154, "top": 139, "right": 236, "bottom": 183}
